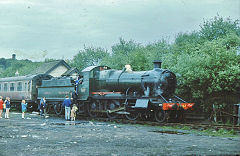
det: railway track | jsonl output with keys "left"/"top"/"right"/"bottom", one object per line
{"left": 31, "top": 110, "right": 240, "bottom": 133}
{"left": 77, "top": 116, "right": 240, "bottom": 132}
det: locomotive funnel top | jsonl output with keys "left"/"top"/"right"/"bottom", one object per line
{"left": 153, "top": 60, "right": 162, "bottom": 69}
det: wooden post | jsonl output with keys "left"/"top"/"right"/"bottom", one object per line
{"left": 238, "top": 104, "right": 240, "bottom": 125}
{"left": 213, "top": 104, "right": 217, "bottom": 123}
{"left": 233, "top": 104, "right": 238, "bottom": 125}
{"left": 234, "top": 104, "right": 240, "bottom": 125}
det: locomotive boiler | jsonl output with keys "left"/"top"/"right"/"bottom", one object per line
{"left": 92, "top": 61, "right": 176, "bottom": 97}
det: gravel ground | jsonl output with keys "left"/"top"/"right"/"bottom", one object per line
{"left": 0, "top": 112, "right": 239, "bottom": 156}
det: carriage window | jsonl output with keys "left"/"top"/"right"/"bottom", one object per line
{"left": 4, "top": 83, "right": 8, "bottom": 91}
{"left": 17, "top": 82, "right": 23, "bottom": 91}
{"left": 10, "top": 83, "right": 15, "bottom": 91}
{"left": 28, "top": 81, "right": 31, "bottom": 92}
{"left": 24, "top": 82, "right": 28, "bottom": 91}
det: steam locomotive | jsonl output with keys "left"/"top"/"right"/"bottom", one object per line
{"left": 0, "top": 61, "right": 194, "bottom": 122}
{"left": 38, "top": 60, "right": 194, "bottom": 122}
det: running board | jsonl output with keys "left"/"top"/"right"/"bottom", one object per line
{"left": 90, "top": 107, "right": 125, "bottom": 114}
{"left": 116, "top": 111, "right": 130, "bottom": 115}
{"left": 107, "top": 107, "right": 125, "bottom": 113}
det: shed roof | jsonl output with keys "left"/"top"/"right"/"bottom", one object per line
{"left": 31, "top": 60, "right": 71, "bottom": 75}
{"left": 62, "top": 67, "right": 80, "bottom": 76}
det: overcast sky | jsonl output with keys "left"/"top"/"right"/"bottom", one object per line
{"left": 0, "top": 0, "right": 239, "bottom": 61}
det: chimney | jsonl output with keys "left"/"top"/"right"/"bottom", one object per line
{"left": 12, "top": 54, "right": 16, "bottom": 60}
{"left": 153, "top": 60, "right": 162, "bottom": 69}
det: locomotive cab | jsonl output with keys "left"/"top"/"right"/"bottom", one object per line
{"left": 78, "top": 66, "right": 111, "bottom": 100}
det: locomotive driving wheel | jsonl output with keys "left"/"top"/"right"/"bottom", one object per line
{"left": 107, "top": 100, "right": 120, "bottom": 119}
{"left": 154, "top": 109, "right": 166, "bottom": 123}
{"left": 77, "top": 102, "right": 85, "bottom": 115}
{"left": 54, "top": 102, "right": 63, "bottom": 115}
{"left": 88, "top": 100, "right": 100, "bottom": 118}
{"left": 45, "top": 104, "right": 51, "bottom": 114}
{"left": 125, "top": 111, "right": 140, "bottom": 121}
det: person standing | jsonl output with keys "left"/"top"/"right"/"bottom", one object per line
{"left": 62, "top": 95, "right": 71, "bottom": 121}
{"left": 71, "top": 104, "right": 78, "bottom": 121}
{"left": 0, "top": 96, "right": 3, "bottom": 118}
{"left": 40, "top": 97, "right": 47, "bottom": 117}
{"left": 21, "top": 100, "right": 28, "bottom": 119}
{"left": 4, "top": 97, "right": 10, "bottom": 119}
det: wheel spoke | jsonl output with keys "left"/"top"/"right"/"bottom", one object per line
{"left": 107, "top": 100, "right": 120, "bottom": 119}
{"left": 125, "top": 111, "right": 140, "bottom": 121}
{"left": 45, "top": 104, "right": 50, "bottom": 114}
{"left": 88, "top": 100, "right": 99, "bottom": 118}
{"left": 54, "top": 102, "right": 63, "bottom": 115}
{"left": 77, "top": 103, "right": 85, "bottom": 114}
{"left": 155, "top": 109, "right": 166, "bottom": 123}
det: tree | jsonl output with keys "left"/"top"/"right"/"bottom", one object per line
{"left": 101, "top": 38, "right": 142, "bottom": 70}
{"left": 0, "top": 59, "right": 42, "bottom": 77}
{"left": 167, "top": 31, "right": 240, "bottom": 112}
{"left": 200, "top": 16, "right": 240, "bottom": 41}
{"left": 71, "top": 47, "right": 109, "bottom": 71}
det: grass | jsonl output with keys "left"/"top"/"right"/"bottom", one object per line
{"left": 200, "top": 128, "right": 237, "bottom": 137}
{"left": 159, "top": 125, "right": 239, "bottom": 137}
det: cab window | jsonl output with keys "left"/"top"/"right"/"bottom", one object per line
{"left": 17, "top": 82, "right": 23, "bottom": 91}
{"left": 4, "top": 83, "right": 8, "bottom": 91}
{"left": 10, "top": 83, "right": 15, "bottom": 91}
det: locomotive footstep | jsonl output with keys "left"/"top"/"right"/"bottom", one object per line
{"left": 32, "top": 112, "right": 40, "bottom": 115}
{"left": 11, "top": 112, "right": 21, "bottom": 115}
{"left": 40, "top": 123, "right": 46, "bottom": 126}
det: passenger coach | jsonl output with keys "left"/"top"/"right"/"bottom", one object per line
{"left": 0, "top": 74, "right": 52, "bottom": 110}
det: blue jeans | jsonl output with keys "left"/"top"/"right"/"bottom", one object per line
{"left": 65, "top": 107, "right": 71, "bottom": 120}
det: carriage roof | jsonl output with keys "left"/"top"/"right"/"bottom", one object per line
{"left": 0, "top": 74, "right": 52, "bottom": 82}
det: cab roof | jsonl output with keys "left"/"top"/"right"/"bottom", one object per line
{"left": 81, "top": 66, "right": 111, "bottom": 72}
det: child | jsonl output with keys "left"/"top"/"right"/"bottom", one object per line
{"left": 21, "top": 100, "right": 28, "bottom": 119}
{"left": 40, "top": 97, "right": 46, "bottom": 117}
{"left": 71, "top": 104, "right": 78, "bottom": 121}
{"left": 4, "top": 97, "right": 10, "bottom": 119}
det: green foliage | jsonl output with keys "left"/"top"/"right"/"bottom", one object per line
{"left": 201, "top": 128, "right": 237, "bottom": 137}
{"left": 102, "top": 38, "right": 142, "bottom": 70}
{"left": 102, "top": 38, "right": 170, "bottom": 71}
{"left": 0, "top": 59, "right": 42, "bottom": 77}
{"left": 200, "top": 16, "right": 240, "bottom": 41}
{"left": 160, "top": 125, "right": 238, "bottom": 137}
{"left": 71, "top": 47, "right": 109, "bottom": 71}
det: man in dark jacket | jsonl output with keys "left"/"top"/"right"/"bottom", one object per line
{"left": 62, "top": 95, "right": 72, "bottom": 121}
